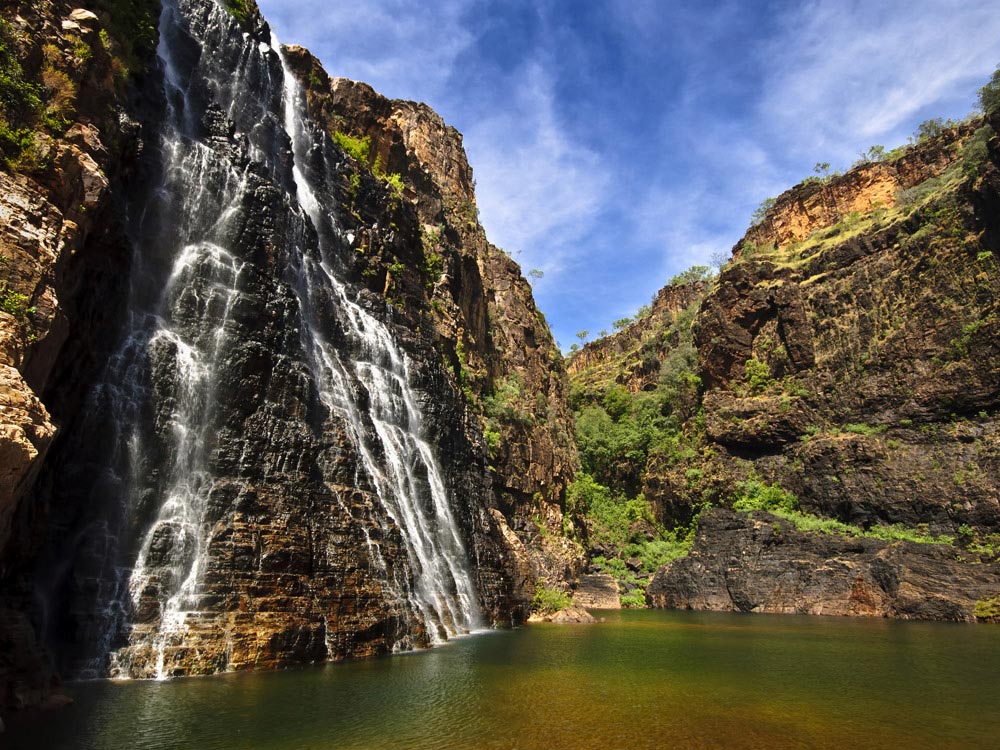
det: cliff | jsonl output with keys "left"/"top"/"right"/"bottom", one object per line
{"left": 0, "top": 0, "right": 579, "bottom": 712}
{"left": 570, "top": 116, "right": 1000, "bottom": 619}
{"left": 567, "top": 279, "right": 708, "bottom": 394}
{"left": 280, "top": 48, "right": 581, "bottom": 585}
{"left": 0, "top": 0, "right": 155, "bottom": 709}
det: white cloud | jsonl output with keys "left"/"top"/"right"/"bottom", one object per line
{"left": 759, "top": 0, "right": 1000, "bottom": 162}
{"left": 256, "top": 0, "right": 478, "bottom": 105}
{"left": 464, "top": 62, "right": 611, "bottom": 280}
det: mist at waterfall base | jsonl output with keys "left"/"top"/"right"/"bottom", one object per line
{"left": 9, "top": 610, "right": 1000, "bottom": 750}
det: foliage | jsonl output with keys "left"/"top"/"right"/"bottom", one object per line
{"left": 668, "top": 265, "right": 713, "bottom": 287}
{"left": 0, "top": 19, "right": 41, "bottom": 168}
{"left": 974, "top": 596, "right": 1000, "bottom": 620}
{"left": 531, "top": 585, "right": 570, "bottom": 614}
{"left": 743, "top": 358, "right": 771, "bottom": 395}
{"left": 841, "top": 422, "right": 887, "bottom": 436}
{"left": 731, "top": 480, "right": 799, "bottom": 513}
{"left": 381, "top": 169, "right": 405, "bottom": 198}
{"left": 978, "top": 64, "right": 1000, "bottom": 115}
{"left": 961, "top": 125, "right": 995, "bottom": 177}
{"left": 620, "top": 591, "right": 647, "bottom": 608}
{"left": 733, "top": 489, "right": 955, "bottom": 546}
{"left": 93, "top": 0, "right": 160, "bottom": 81}
{"left": 483, "top": 373, "right": 532, "bottom": 426}
{"left": 222, "top": 0, "right": 252, "bottom": 23}
{"left": 0, "top": 286, "right": 33, "bottom": 319}
{"left": 855, "top": 144, "right": 886, "bottom": 165}
{"left": 570, "top": 472, "right": 701, "bottom": 607}
{"left": 750, "top": 196, "right": 776, "bottom": 226}
{"left": 911, "top": 117, "right": 953, "bottom": 143}
{"left": 333, "top": 130, "right": 371, "bottom": 164}
{"left": 528, "top": 268, "right": 544, "bottom": 280}
{"left": 612, "top": 316, "right": 633, "bottom": 331}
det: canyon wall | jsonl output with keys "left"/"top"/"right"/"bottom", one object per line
{"left": 571, "top": 117, "right": 1000, "bottom": 620}
{"left": 0, "top": 0, "right": 578, "bottom": 710}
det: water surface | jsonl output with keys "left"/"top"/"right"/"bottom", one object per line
{"left": 8, "top": 610, "right": 1000, "bottom": 749}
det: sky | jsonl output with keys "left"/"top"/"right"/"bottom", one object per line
{"left": 256, "top": 0, "right": 1000, "bottom": 350}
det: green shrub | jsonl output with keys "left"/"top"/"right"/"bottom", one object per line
{"left": 732, "top": 480, "right": 799, "bottom": 513}
{"left": 0, "top": 287, "right": 32, "bottom": 319}
{"left": 978, "top": 64, "right": 1000, "bottom": 115}
{"left": 751, "top": 196, "right": 776, "bottom": 226}
{"left": 744, "top": 358, "right": 771, "bottom": 395}
{"left": 532, "top": 584, "right": 570, "bottom": 614}
{"left": 332, "top": 130, "right": 371, "bottom": 164}
{"left": 973, "top": 596, "right": 1000, "bottom": 620}
{"left": 841, "top": 423, "right": 886, "bottom": 436}
{"left": 0, "top": 19, "right": 41, "bottom": 168}
{"left": 668, "top": 264, "right": 713, "bottom": 287}
{"left": 93, "top": 0, "right": 159, "bottom": 80}
{"left": 483, "top": 373, "right": 531, "bottom": 425}
{"left": 222, "top": 0, "right": 252, "bottom": 23}
{"left": 912, "top": 118, "right": 946, "bottom": 143}
{"left": 620, "top": 591, "right": 646, "bottom": 608}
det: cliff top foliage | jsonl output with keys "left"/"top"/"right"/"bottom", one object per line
{"left": 0, "top": 1, "right": 160, "bottom": 169}
{"left": 0, "top": 18, "right": 42, "bottom": 168}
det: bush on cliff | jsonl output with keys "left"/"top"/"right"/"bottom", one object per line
{"left": 531, "top": 584, "right": 570, "bottom": 614}
{"left": 0, "top": 19, "right": 41, "bottom": 168}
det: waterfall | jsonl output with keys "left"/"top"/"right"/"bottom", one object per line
{"left": 67, "top": 0, "right": 482, "bottom": 679}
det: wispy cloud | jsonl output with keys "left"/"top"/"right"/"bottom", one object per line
{"left": 258, "top": 0, "right": 478, "bottom": 105}
{"left": 758, "top": 0, "right": 1000, "bottom": 165}
{"left": 465, "top": 61, "right": 611, "bottom": 277}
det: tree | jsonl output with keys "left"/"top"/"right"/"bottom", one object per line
{"left": 599, "top": 329, "right": 608, "bottom": 338}
{"left": 710, "top": 250, "right": 730, "bottom": 272}
{"left": 576, "top": 330, "right": 589, "bottom": 343}
{"left": 612, "top": 317, "right": 633, "bottom": 331}
{"left": 813, "top": 162, "right": 831, "bottom": 176}
{"left": 528, "top": 268, "right": 544, "bottom": 280}
{"left": 862, "top": 145, "right": 885, "bottom": 162}
{"left": 912, "top": 118, "right": 945, "bottom": 143}
{"left": 750, "top": 196, "right": 776, "bottom": 226}
{"left": 668, "top": 265, "right": 713, "bottom": 286}
{"left": 979, "top": 64, "right": 1000, "bottom": 115}
{"left": 569, "top": 343, "right": 579, "bottom": 353}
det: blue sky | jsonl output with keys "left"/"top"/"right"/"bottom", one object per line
{"left": 256, "top": 0, "right": 1000, "bottom": 349}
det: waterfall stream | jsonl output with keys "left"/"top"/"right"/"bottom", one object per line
{"left": 73, "top": 0, "right": 483, "bottom": 679}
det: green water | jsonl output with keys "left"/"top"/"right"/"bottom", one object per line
{"left": 7, "top": 610, "right": 1000, "bottom": 749}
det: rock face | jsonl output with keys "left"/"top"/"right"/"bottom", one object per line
{"left": 573, "top": 116, "right": 1000, "bottom": 621}
{"left": 572, "top": 573, "right": 620, "bottom": 609}
{"left": 567, "top": 279, "right": 707, "bottom": 394}
{"left": 685, "top": 118, "right": 1000, "bottom": 535}
{"left": 281, "top": 47, "right": 582, "bottom": 589}
{"left": 649, "top": 509, "right": 1000, "bottom": 621}
{"left": 0, "top": 0, "right": 145, "bottom": 710}
{"left": 0, "top": 0, "right": 578, "bottom": 709}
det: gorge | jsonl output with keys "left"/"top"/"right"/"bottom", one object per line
{"left": 0, "top": 0, "right": 999, "bottom": 744}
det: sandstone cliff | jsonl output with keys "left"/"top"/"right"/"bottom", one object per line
{"left": 570, "top": 116, "right": 1000, "bottom": 619}
{"left": 0, "top": 0, "right": 154, "bottom": 709}
{"left": 0, "top": 0, "right": 579, "bottom": 712}
{"left": 281, "top": 47, "right": 582, "bottom": 589}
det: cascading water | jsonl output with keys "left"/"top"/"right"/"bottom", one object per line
{"left": 48, "top": 0, "right": 483, "bottom": 680}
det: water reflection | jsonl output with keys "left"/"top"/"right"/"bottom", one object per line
{"left": 7, "top": 610, "right": 1000, "bottom": 750}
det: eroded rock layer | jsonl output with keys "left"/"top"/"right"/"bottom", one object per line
{"left": 571, "top": 116, "right": 1000, "bottom": 620}
{"left": 0, "top": 0, "right": 577, "bottom": 709}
